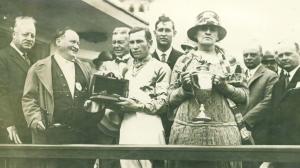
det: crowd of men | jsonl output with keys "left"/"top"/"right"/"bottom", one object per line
{"left": 0, "top": 11, "right": 300, "bottom": 168}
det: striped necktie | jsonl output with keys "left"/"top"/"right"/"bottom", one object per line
{"left": 161, "top": 53, "right": 167, "bottom": 62}
{"left": 23, "top": 53, "right": 31, "bottom": 66}
{"left": 284, "top": 72, "right": 290, "bottom": 89}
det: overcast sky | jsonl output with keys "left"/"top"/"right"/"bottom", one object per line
{"left": 147, "top": 0, "right": 300, "bottom": 62}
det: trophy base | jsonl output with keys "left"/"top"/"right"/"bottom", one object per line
{"left": 90, "top": 95, "right": 121, "bottom": 103}
{"left": 192, "top": 111, "right": 212, "bottom": 123}
{"left": 192, "top": 116, "right": 212, "bottom": 123}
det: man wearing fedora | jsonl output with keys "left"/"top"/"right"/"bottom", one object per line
{"left": 262, "top": 50, "right": 281, "bottom": 74}
{"left": 168, "top": 10, "right": 247, "bottom": 168}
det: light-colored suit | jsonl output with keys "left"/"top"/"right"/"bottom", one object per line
{"left": 22, "top": 55, "right": 91, "bottom": 143}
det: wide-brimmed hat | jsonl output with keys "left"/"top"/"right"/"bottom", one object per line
{"left": 181, "top": 37, "right": 197, "bottom": 51}
{"left": 187, "top": 10, "right": 227, "bottom": 42}
{"left": 97, "top": 109, "right": 122, "bottom": 137}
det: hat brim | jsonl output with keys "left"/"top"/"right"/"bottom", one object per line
{"left": 187, "top": 24, "right": 227, "bottom": 42}
{"left": 181, "top": 44, "right": 194, "bottom": 50}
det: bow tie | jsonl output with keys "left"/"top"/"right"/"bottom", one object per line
{"left": 115, "top": 57, "right": 129, "bottom": 64}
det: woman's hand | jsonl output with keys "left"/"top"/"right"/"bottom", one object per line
{"left": 212, "top": 74, "right": 228, "bottom": 88}
{"left": 180, "top": 71, "right": 192, "bottom": 91}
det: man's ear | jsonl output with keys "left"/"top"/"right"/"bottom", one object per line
{"left": 12, "top": 31, "right": 16, "bottom": 40}
{"left": 55, "top": 38, "right": 61, "bottom": 46}
{"left": 173, "top": 29, "right": 177, "bottom": 36}
{"left": 148, "top": 39, "right": 153, "bottom": 47}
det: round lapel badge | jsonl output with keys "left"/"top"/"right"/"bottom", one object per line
{"left": 75, "top": 82, "right": 82, "bottom": 91}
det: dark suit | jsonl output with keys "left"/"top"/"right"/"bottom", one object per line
{"left": 0, "top": 46, "right": 31, "bottom": 141}
{"left": 268, "top": 67, "right": 300, "bottom": 167}
{"left": 152, "top": 48, "right": 183, "bottom": 70}
{"left": 0, "top": 46, "right": 32, "bottom": 168}
{"left": 269, "top": 68, "right": 300, "bottom": 144}
{"left": 243, "top": 65, "right": 278, "bottom": 144}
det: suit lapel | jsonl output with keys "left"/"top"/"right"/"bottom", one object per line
{"left": 278, "top": 68, "right": 300, "bottom": 101}
{"left": 35, "top": 56, "right": 53, "bottom": 96}
{"left": 152, "top": 51, "right": 159, "bottom": 60}
{"left": 167, "top": 48, "right": 175, "bottom": 65}
{"left": 75, "top": 59, "right": 90, "bottom": 83}
{"left": 8, "top": 46, "right": 29, "bottom": 73}
{"left": 247, "top": 65, "right": 264, "bottom": 87}
{"left": 287, "top": 68, "right": 300, "bottom": 89}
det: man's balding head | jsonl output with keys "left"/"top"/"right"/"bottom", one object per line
{"left": 12, "top": 16, "right": 36, "bottom": 52}
{"left": 112, "top": 27, "right": 130, "bottom": 58}
{"left": 275, "top": 41, "right": 300, "bottom": 72}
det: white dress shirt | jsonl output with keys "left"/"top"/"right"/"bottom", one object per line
{"left": 54, "top": 55, "right": 75, "bottom": 98}
{"left": 286, "top": 65, "right": 300, "bottom": 81}
{"left": 246, "top": 64, "right": 261, "bottom": 79}
{"left": 155, "top": 47, "right": 172, "bottom": 62}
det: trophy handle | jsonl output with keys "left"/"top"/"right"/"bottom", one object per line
{"left": 190, "top": 73, "right": 201, "bottom": 89}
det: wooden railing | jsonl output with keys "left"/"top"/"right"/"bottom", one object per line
{"left": 0, "top": 145, "right": 300, "bottom": 162}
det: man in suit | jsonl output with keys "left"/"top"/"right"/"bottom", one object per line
{"left": 22, "top": 28, "right": 103, "bottom": 168}
{"left": 243, "top": 44, "right": 278, "bottom": 145}
{"left": 243, "top": 44, "right": 278, "bottom": 168}
{"left": 0, "top": 16, "right": 36, "bottom": 144}
{"left": 152, "top": 15, "right": 183, "bottom": 149}
{"left": 0, "top": 16, "right": 36, "bottom": 168}
{"left": 264, "top": 41, "right": 300, "bottom": 168}
{"left": 99, "top": 27, "right": 132, "bottom": 78}
{"left": 152, "top": 15, "right": 183, "bottom": 70}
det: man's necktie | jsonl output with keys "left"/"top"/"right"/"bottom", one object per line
{"left": 115, "top": 57, "right": 129, "bottom": 64}
{"left": 161, "top": 53, "right": 167, "bottom": 62}
{"left": 23, "top": 53, "right": 31, "bottom": 66}
{"left": 245, "top": 70, "right": 251, "bottom": 81}
{"left": 284, "top": 72, "right": 290, "bottom": 89}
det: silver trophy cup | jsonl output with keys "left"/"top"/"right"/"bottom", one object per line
{"left": 190, "top": 69, "right": 212, "bottom": 122}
